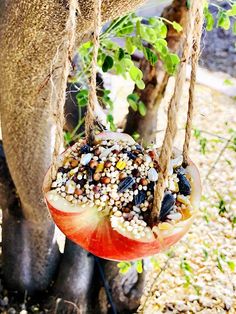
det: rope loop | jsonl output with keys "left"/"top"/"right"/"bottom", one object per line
{"left": 85, "top": 0, "right": 102, "bottom": 144}
{"left": 151, "top": 1, "right": 204, "bottom": 222}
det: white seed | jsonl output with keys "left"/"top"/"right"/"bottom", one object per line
{"left": 167, "top": 212, "right": 182, "bottom": 221}
{"left": 127, "top": 225, "right": 133, "bottom": 232}
{"left": 144, "top": 155, "right": 152, "bottom": 163}
{"left": 148, "top": 168, "right": 158, "bottom": 182}
{"left": 66, "top": 195, "right": 74, "bottom": 202}
{"left": 80, "top": 153, "right": 93, "bottom": 165}
{"left": 65, "top": 181, "right": 76, "bottom": 194}
{"left": 114, "top": 210, "right": 122, "bottom": 217}
{"left": 171, "top": 155, "right": 183, "bottom": 168}
{"left": 51, "top": 182, "right": 57, "bottom": 188}
{"left": 133, "top": 206, "right": 141, "bottom": 213}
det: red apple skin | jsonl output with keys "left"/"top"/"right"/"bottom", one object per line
{"left": 43, "top": 133, "right": 201, "bottom": 261}
{"left": 46, "top": 199, "right": 192, "bottom": 261}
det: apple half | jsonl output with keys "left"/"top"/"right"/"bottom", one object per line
{"left": 43, "top": 132, "right": 201, "bottom": 261}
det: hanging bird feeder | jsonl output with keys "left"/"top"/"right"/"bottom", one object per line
{"left": 43, "top": 0, "right": 203, "bottom": 261}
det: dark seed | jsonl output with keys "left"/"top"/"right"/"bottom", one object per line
{"left": 132, "top": 169, "right": 140, "bottom": 177}
{"left": 159, "top": 192, "right": 175, "bottom": 221}
{"left": 132, "top": 183, "right": 139, "bottom": 190}
{"left": 135, "top": 144, "right": 143, "bottom": 151}
{"left": 134, "top": 190, "right": 146, "bottom": 205}
{"left": 117, "top": 176, "right": 135, "bottom": 193}
{"left": 122, "top": 149, "right": 137, "bottom": 160}
{"left": 78, "top": 178, "right": 86, "bottom": 187}
{"left": 58, "top": 167, "right": 70, "bottom": 173}
{"left": 148, "top": 182, "right": 155, "bottom": 192}
{"left": 86, "top": 167, "right": 94, "bottom": 182}
{"left": 127, "top": 151, "right": 137, "bottom": 160}
{"left": 177, "top": 173, "right": 191, "bottom": 196}
{"left": 80, "top": 144, "right": 91, "bottom": 154}
{"left": 176, "top": 166, "right": 185, "bottom": 175}
{"left": 72, "top": 175, "right": 79, "bottom": 183}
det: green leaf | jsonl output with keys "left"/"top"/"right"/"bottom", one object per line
{"left": 154, "top": 20, "right": 167, "bottom": 38}
{"left": 186, "top": 0, "right": 191, "bottom": 10}
{"left": 154, "top": 39, "right": 168, "bottom": 56}
{"left": 138, "top": 101, "right": 147, "bottom": 116}
{"left": 148, "top": 17, "right": 157, "bottom": 26}
{"left": 217, "top": 11, "right": 231, "bottom": 30}
{"left": 164, "top": 53, "right": 180, "bottom": 74}
{"left": 127, "top": 93, "right": 139, "bottom": 111}
{"left": 150, "top": 257, "right": 160, "bottom": 270}
{"left": 227, "top": 261, "right": 235, "bottom": 272}
{"left": 106, "top": 113, "right": 116, "bottom": 131}
{"left": 136, "top": 20, "right": 141, "bottom": 36}
{"left": 233, "top": 21, "right": 236, "bottom": 35}
{"left": 172, "top": 21, "right": 183, "bottom": 32}
{"left": 125, "top": 37, "right": 136, "bottom": 54}
{"left": 76, "top": 89, "right": 88, "bottom": 107}
{"left": 64, "top": 131, "right": 72, "bottom": 144}
{"left": 102, "top": 89, "right": 113, "bottom": 109}
{"left": 140, "top": 24, "right": 157, "bottom": 43}
{"left": 117, "top": 21, "right": 134, "bottom": 36}
{"left": 118, "top": 48, "right": 125, "bottom": 61}
{"left": 144, "top": 47, "right": 158, "bottom": 65}
{"left": 117, "top": 262, "right": 132, "bottom": 274}
{"left": 136, "top": 79, "right": 145, "bottom": 90}
{"left": 129, "top": 65, "right": 143, "bottom": 82}
{"left": 227, "top": 4, "right": 236, "bottom": 16}
{"left": 135, "top": 260, "right": 143, "bottom": 273}
{"left": 102, "top": 55, "right": 114, "bottom": 72}
{"left": 194, "top": 129, "right": 201, "bottom": 139}
{"left": 132, "top": 131, "right": 140, "bottom": 141}
{"left": 204, "top": 8, "right": 215, "bottom": 31}
{"left": 217, "top": 257, "right": 224, "bottom": 273}
{"left": 202, "top": 248, "right": 209, "bottom": 261}
{"left": 223, "top": 79, "right": 234, "bottom": 86}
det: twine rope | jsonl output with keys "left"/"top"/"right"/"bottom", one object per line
{"left": 183, "top": 7, "right": 204, "bottom": 166}
{"left": 47, "top": 0, "right": 78, "bottom": 187}
{"left": 151, "top": 1, "right": 204, "bottom": 221}
{"left": 85, "top": 0, "right": 102, "bottom": 144}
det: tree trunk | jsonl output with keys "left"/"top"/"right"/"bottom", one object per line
{"left": 124, "top": 0, "right": 189, "bottom": 143}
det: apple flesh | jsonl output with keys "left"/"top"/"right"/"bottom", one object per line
{"left": 43, "top": 132, "right": 201, "bottom": 261}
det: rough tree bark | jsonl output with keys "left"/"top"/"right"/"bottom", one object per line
{"left": 0, "top": 0, "right": 146, "bottom": 312}
{"left": 124, "top": 0, "right": 189, "bottom": 143}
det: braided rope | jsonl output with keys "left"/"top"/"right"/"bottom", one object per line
{"left": 85, "top": 0, "right": 102, "bottom": 144}
{"left": 183, "top": 6, "right": 204, "bottom": 166}
{"left": 151, "top": 1, "right": 204, "bottom": 221}
{"left": 47, "top": 0, "right": 78, "bottom": 188}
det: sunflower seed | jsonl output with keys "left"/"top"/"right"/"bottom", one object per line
{"left": 177, "top": 173, "right": 191, "bottom": 196}
{"left": 159, "top": 192, "right": 175, "bottom": 221}
{"left": 117, "top": 176, "right": 135, "bottom": 193}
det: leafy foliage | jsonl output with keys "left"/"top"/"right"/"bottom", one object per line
{"left": 65, "top": 13, "right": 182, "bottom": 143}
{"left": 204, "top": 1, "right": 236, "bottom": 33}
{"left": 117, "top": 260, "right": 143, "bottom": 274}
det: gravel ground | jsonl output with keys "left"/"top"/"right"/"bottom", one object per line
{"left": 138, "top": 79, "right": 236, "bottom": 313}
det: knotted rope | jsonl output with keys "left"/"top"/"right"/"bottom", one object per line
{"left": 151, "top": 1, "right": 204, "bottom": 221}
{"left": 85, "top": 0, "right": 102, "bottom": 144}
{"left": 183, "top": 6, "right": 204, "bottom": 166}
{"left": 47, "top": 0, "right": 78, "bottom": 188}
